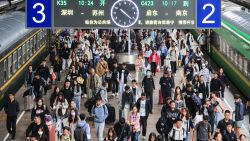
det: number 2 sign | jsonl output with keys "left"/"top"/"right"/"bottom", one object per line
{"left": 197, "top": 0, "right": 220, "bottom": 28}
{"left": 26, "top": 0, "right": 51, "bottom": 28}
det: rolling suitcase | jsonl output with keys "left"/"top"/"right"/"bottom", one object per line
{"left": 23, "top": 89, "right": 34, "bottom": 111}
{"left": 105, "top": 104, "right": 116, "bottom": 123}
{"left": 158, "top": 89, "right": 164, "bottom": 105}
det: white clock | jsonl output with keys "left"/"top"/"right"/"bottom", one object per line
{"left": 111, "top": 0, "right": 139, "bottom": 28}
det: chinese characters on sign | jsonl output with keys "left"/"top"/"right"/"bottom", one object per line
{"left": 54, "top": 0, "right": 195, "bottom": 28}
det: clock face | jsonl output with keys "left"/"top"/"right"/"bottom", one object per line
{"left": 111, "top": 0, "right": 139, "bottom": 28}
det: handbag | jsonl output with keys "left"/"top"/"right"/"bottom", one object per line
{"left": 156, "top": 65, "right": 160, "bottom": 72}
{"left": 77, "top": 77, "right": 84, "bottom": 84}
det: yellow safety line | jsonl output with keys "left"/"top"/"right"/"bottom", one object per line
{"left": 0, "top": 44, "right": 46, "bottom": 91}
{"left": 0, "top": 30, "right": 41, "bottom": 63}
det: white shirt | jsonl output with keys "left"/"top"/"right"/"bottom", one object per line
{"left": 140, "top": 100, "right": 146, "bottom": 117}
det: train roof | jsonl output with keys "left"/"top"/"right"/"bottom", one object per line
{"left": 0, "top": 11, "right": 32, "bottom": 54}
{"left": 222, "top": 10, "right": 250, "bottom": 36}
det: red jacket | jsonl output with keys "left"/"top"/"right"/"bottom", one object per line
{"left": 148, "top": 53, "right": 160, "bottom": 64}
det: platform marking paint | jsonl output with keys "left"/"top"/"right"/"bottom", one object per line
{"left": 3, "top": 111, "right": 25, "bottom": 141}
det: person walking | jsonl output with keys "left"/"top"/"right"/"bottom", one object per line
{"left": 192, "top": 115, "right": 212, "bottom": 141}
{"left": 142, "top": 70, "right": 155, "bottom": 113}
{"left": 136, "top": 93, "right": 151, "bottom": 140}
{"left": 91, "top": 96, "right": 109, "bottom": 141}
{"left": 4, "top": 92, "right": 20, "bottom": 141}
{"left": 127, "top": 105, "right": 140, "bottom": 141}
{"left": 234, "top": 94, "right": 244, "bottom": 139}
{"left": 114, "top": 118, "right": 131, "bottom": 141}
{"left": 159, "top": 71, "right": 174, "bottom": 101}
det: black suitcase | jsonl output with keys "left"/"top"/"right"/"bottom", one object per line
{"left": 105, "top": 104, "right": 116, "bottom": 123}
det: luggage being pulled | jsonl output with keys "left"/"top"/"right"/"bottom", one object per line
{"left": 105, "top": 104, "right": 116, "bottom": 124}
{"left": 158, "top": 89, "right": 164, "bottom": 105}
{"left": 23, "top": 89, "right": 34, "bottom": 111}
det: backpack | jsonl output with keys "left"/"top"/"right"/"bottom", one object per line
{"left": 192, "top": 95, "right": 202, "bottom": 107}
{"left": 170, "top": 128, "right": 185, "bottom": 141}
{"left": 242, "top": 102, "right": 248, "bottom": 116}
{"left": 74, "top": 124, "right": 87, "bottom": 141}
{"left": 95, "top": 88, "right": 104, "bottom": 100}
{"left": 156, "top": 116, "right": 167, "bottom": 134}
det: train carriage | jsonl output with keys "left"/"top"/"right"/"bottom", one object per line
{"left": 0, "top": 11, "right": 51, "bottom": 108}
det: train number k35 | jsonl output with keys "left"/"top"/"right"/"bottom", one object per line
{"left": 26, "top": 0, "right": 51, "bottom": 28}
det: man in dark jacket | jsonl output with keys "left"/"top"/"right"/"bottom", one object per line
{"left": 26, "top": 115, "right": 49, "bottom": 140}
{"left": 107, "top": 52, "right": 117, "bottom": 72}
{"left": 218, "top": 68, "right": 229, "bottom": 99}
{"left": 114, "top": 118, "right": 130, "bottom": 141}
{"left": 161, "top": 100, "right": 180, "bottom": 140}
{"left": 61, "top": 42, "right": 71, "bottom": 70}
{"left": 26, "top": 65, "right": 35, "bottom": 95}
{"left": 159, "top": 71, "right": 174, "bottom": 100}
{"left": 37, "top": 60, "right": 50, "bottom": 95}
{"left": 223, "top": 123, "right": 237, "bottom": 141}
{"left": 121, "top": 85, "right": 133, "bottom": 121}
{"left": 234, "top": 94, "right": 244, "bottom": 138}
{"left": 111, "top": 62, "right": 119, "bottom": 97}
{"left": 4, "top": 92, "right": 20, "bottom": 141}
{"left": 198, "top": 75, "right": 209, "bottom": 102}
{"left": 210, "top": 73, "right": 223, "bottom": 97}
{"left": 142, "top": 70, "right": 155, "bottom": 113}
{"left": 61, "top": 81, "right": 73, "bottom": 103}
{"left": 32, "top": 73, "right": 45, "bottom": 100}
{"left": 136, "top": 93, "right": 151, "bottom": 140}
{"left": 118, "top": 63, "right": 131, "bottom": 97}
{"left": 184, "top": 61, "right": 194, "bottom": 81}
{"left": 71, "top": 36, "right": 79, "bottom": 51}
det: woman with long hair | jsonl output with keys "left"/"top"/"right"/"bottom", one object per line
{"left": 127, "top": 105, "right": 140, "bottom": 141}
{"left": 181, "top": 108, "right": 194, "bottom": 141}
{"left": 63, "top": 109, "right": 79, "bottom": 141}
{"left": 135, "top": 55, "right": 144, "bottom": 83}
{"left": 103, "top": 127, "right": 117, "bottom": 141}
{"left": 53, "top": 93, "right": 69, "bottom": 117}
{"left": 72, "top": 80, "right": 82, "bottom": 111}
{"left": 50, "top": 86, "right": 60, "bottom": 108}
{"left": 148, "top": 132, "right": 157, "bottom": 141}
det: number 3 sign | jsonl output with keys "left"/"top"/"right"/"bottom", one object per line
{"left": 197, "top": 0, "right": 220, "bottom": 28}
{"left": 27, "top": 0, "right": 51, "bottom": 28}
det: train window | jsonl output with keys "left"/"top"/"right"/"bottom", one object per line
{"left": 243, "top": 58, "right": 248, "bottom": 76}
{"left": 234, "top": 50, "right": 238, "bottom": 66}
{"left": 34, "top": 35, "right": 37, "bottom": 51}
{"left": 8, "top": 55, "right": 12, "bottom": 78}
{"left": 237, "top": 53, "right": 242, "bottom": 71}
{"left": 27, "top": 41, "right": 31, "bottom": 58}
{"left": 37, "top": 32, "right": 40, "bottom": 49}
{"left": 13, "top": 51, "right": 18, "bottom": 73}
{"left": 22, "top": 44, "right": 26, "bottom": 64}
{"left": 18, "top": 48, "right": 22, "bottom": 68}
{"left": 40, "top": 31, "right": 43, "bottom": 47}
{"left": 3, "top": 59, "right": 7, "bottom": 82}
{"left": 30, "top": 37, "right": 34, "bottom": 54}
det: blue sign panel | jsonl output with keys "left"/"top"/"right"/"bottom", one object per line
{"left": 27, "top": 0, "right": 51, "bottom": 28}
{"left": 196, "top": 0, "right": 220, "bottom": 28}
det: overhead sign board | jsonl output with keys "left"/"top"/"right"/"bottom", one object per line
{"left": 26, "top": 0, "right": 220, "bottom": 28}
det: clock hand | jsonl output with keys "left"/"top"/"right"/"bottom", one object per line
{"left": 120, "top": 9, "right": 132, "bottom": 19}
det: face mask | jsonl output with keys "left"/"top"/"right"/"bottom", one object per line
{"left": 71, "top": 112, "right": 76, "bottom": 116}
{"left": 146, "top": 72, "right": 151, "bottom": 76}
{"left": 38, "top": 131, "right": 43, "bottom": 136}
{"left": 202, "top": 65, "right": 206, "bottom": 69}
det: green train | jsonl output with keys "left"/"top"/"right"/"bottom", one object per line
{"left": 190, "top": 1, "right": 250, "bottom": 100}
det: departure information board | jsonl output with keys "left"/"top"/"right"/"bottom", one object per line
{"left": 26, "top": 0, "right": 221, "bottom": 28}
{"left": 53, "top": 0, "right": 195, "bottom": 28}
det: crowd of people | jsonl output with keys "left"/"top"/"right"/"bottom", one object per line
{"left": 3, "top": 28, "right": 249, "bottom": 141}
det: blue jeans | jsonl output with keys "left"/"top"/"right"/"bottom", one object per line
{"left": 131, "top": 131, "right": 140, "bottom": 141}
{"left": 74, "top": 96, "right": 81, "bottom": 111}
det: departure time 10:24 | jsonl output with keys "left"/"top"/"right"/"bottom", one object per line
{"left": 78, "top": 0, "right": 94, "bottom": 6}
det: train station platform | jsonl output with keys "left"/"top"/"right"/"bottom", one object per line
{"left": 0, "top": 31, "right": 249, "bottom": 141}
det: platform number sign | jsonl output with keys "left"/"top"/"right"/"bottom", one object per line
{"left": 197, "top": 0, "right": 220, "bottom": 28}
{"left": 26, "top": 0, "right": 51, "bottom": 28}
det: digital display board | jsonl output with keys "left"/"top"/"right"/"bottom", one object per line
{"left": 54, "top": 0, "right": 195, "bottom": 28}
{"left": 26, "top": 0, "right": 221, "bottom": 28}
